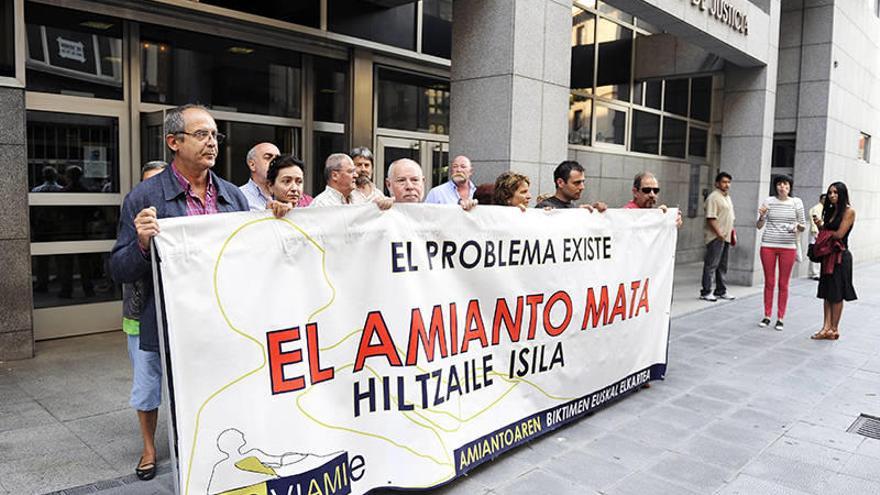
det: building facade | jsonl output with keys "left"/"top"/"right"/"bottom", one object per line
{"left": 1, "top": 0, "right": 878, "bottom": 360}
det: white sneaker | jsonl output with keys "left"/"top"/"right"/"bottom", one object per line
{"left": 700, "top": 294, "right": 718, "bottom": 302}
{"left": 717, "top": 294, "right": 736, "bottom": 300}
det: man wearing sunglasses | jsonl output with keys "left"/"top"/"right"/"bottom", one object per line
{"left": 623, "top": 171, "right": 683, "bottom": 228}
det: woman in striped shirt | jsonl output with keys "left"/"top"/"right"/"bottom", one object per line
{"left": 755, "top": 174, "right": 806, "bottom": 331}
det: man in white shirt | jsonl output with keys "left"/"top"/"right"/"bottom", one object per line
{"left": 350, "top": 147, "right": 385, "bottom": 204}
{"left": 239, "top": 142, "right": 280, "bottom": 211}
{"left": 310, "top": 153, "right": 357, "bottom": 207}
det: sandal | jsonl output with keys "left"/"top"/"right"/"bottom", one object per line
{"left": 810, "top": 328, "right": 833, "bottom": 340}
{"left": 136, "top": 456, "right": 157, "bottom": 481}
{"left": 829, "top": 328, "right": 840, "bottom": 340}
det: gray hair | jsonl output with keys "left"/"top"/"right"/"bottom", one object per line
{"left": 141, "top": 160, "right": 167, "bottom": 179}
{"left": 324, "top": 153, "right": 352, "bottom": 182}
{"left": 245, "top": 146, "right": 258, "bottom": 164}
{"left": 633, "top": 171, "right": 657, "bottom": 189}
{"left": 387, "top": 158, "right": 422, "bottom": 181}
{"left": 163, "top": 104, "right": 210, "bottom": 146}
{"left": 350, "top": 147, "right": 373, "bottom": 163}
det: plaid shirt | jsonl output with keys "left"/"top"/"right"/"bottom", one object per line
{"left": 171, "top": 163, "right": 218, "bottom": 215}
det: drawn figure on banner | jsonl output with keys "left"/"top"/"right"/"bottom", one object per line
{"left": 207, "top": 428, "right": 342, "bottom": 495}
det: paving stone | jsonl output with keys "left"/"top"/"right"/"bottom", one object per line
{"left": 672, "top": 434, "right": 756, "bottom": 470}
{"left": 604, "top": 471, "right": 699, "bottom": 495}
{"left": 0, "top": 423, "right": 89, "bottom": 462}
{"left": 545, "top": 448, "right": 635, "bottom": 491}
{"left": 612, "top": 416, "right": 696, "bottom": 448}
{"left": 671, "top": 393, "right": 737, "bottom": 416}
{"left": 580, "top": 433, "right": 666, "bottom": 469}
{"left": 763, "top": 436, "right": 853, "bottom": 472}
{"left": 0, "top": 446, "right": 117, "bottom": 495}
{"left": 701, "top": 420, "right": 780, "bottom": 450}
{"left": 646, "top": 451, "right": 735, "bottom": 493}
{"left": 649, "top": 404, "right": 716, "bottom": 431}
{"left": 855, "top": 437, "right": 880, "bottom": 460}
{"left": 726, "top": 406, "right": 796, "bottom": 435}
{"left": 464, "top": 453, "right": 536, "bottom": 490}
{"left": 0, "top": 398, "right": 57, "bottom": 433}
{"left": 818, "top": 473, "right": 880, "bottom": 495}
{"left": 784, "top": 421, "right": 864, "bottom": 453}
{"left": 716, "top": 473, "right": 813, "bottom": 495}
{"left": 839, "top": 453, "right": 880, "bottom": 483}
{"left": 741, "top": 453, "right": 839, "bottom": 494}
{"left": 494, "top": 467, "right": 588, "bottom": 495}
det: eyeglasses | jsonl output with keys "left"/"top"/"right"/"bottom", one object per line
{"left": 640, "top": 187, "right": 660, "bottom": 194}
{"left": 176, "top": 130, "right": 226, "bottom": 144}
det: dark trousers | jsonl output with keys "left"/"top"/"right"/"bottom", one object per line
{"left": 701, "top": 238, "right": 730, "bottom": 296}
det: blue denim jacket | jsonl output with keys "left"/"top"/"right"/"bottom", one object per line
{"left": 109, "top": 165, "right": 248, "bottom": 353}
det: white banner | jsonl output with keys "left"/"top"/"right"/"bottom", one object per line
{"left": 153, "top": 204, "right": 677, "bottom": 495}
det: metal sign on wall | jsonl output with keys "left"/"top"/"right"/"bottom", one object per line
{"left": 690, "top": 0, "right": 750, "bottom": 35}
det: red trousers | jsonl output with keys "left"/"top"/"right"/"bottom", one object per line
{"left": 760, "top": 246, "right": 797, "bottom": 319}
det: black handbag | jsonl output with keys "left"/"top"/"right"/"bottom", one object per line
{"left": 807, "top": 244, "right": 822, "bottom": 263}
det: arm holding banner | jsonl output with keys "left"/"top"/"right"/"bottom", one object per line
{"left": 110, "top": 191, "right": 153, "bottom": 284}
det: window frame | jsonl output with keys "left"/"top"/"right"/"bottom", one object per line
{"left": 0, "top": 0, "right": 25, "bottom": 88}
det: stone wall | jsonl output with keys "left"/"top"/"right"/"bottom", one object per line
{"left": 0, "top": 86, "right": 33, "bottom": 360}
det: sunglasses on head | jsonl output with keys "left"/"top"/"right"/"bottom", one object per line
{"left": 640, "top": 187, "right": 660, "bottom": 194}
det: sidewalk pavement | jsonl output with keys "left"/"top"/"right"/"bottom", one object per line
{"left": 1, "top": 262, "right": 878, "bottom": 495}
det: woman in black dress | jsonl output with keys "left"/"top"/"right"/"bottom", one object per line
{"left": 811, "top": 182, "right": 856, "bottom": 340}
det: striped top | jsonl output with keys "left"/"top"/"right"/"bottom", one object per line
{"left": 759, "top": 196, "right": 805, "bottom": 248}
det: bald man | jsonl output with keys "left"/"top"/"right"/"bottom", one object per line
{"left": 425, "top": 155, "right": 476, "bottom": 205}
{"left": 387, "top": 159, "right": 476, "bottom": 210}
{"left": 240, "top": 142, "right": 280, "bottom": 211}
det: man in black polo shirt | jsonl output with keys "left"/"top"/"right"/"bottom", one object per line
{"left": 535, "top": 160, "right": 606, "bottom": 211}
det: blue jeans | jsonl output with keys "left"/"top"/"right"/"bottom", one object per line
{"left": 701, "top": 238, "right": 730, "bottom": 296}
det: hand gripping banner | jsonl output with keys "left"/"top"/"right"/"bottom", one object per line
{"left": 152, "top": 204, "right": 677, "bottom": 495}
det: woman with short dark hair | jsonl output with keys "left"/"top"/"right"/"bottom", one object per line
{"left": 755, "top": 174, "right": 805, "bottom": 331}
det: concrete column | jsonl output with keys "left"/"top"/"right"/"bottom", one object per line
{"left": 449, "top": 0, "right": 571, "bottom": 195}
{"left": 0, "top": 86, "right": 33, "bottom": 360}
{"left": 720, "top": 1, "right": 781, "bottom": 286}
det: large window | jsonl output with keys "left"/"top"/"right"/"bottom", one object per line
{"left": 313, "top": 57, "right": 348, "bottom": 124}
{"left": 0, "top": 0, "right": 14, "bottom": 78}
{"left": 595, "top": 19, "right": 631, "bottom": 101}
{"left": 568, "top": 2, "right": 713, "bottom": 159}
{"left": 27, "top": 111, "right": 120, "bottom": 193}
{"left": 422, "top": 0, "right": 453, "bottom": 58}
{"left": 199, "top": 0, "right": 320, "bottom": 28}
{"left": 377, "top": 68, "right": 449, "bottom": 135}
{"left": 25, "top": 4, "right": 123, "bottom": 99}
{"left": 631, "top": 110, "right": 659, "bottom": 155}
{"left": 140, "top": 25, "right": 302, "bottom": 118}
{"left": 328, "top": 0, "right": 416, "bottom": 51}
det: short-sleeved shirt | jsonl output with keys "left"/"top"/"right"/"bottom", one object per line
{"left": 310, "top": 186, "right": 351, "bottom": 207}
{"left": 704, "top": 189, "right": 735, "bottom": 244}
{"left": 425, "top": 180, "right": 476, "bottom": 204}
{"left": 623, "top": 200, "right": 639, "bottom": 209}
{"left": 351, "top": 184, "right": 384, "bottom": 204}
{"left": 535, "top": 196, "right": 574, "bottom": 209}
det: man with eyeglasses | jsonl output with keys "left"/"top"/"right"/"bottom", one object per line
{"left": 623, "top": 171, "right": 683, "bottom": 228}
{"left": 109, "top": 104, "right": 254, "bottom": 480}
